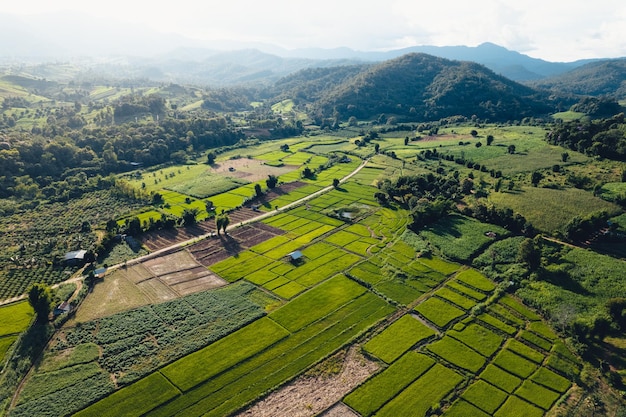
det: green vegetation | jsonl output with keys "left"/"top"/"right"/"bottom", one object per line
{"left": 1, "top": 67, "right": 624, "bottom": 417}
{"left": 161, "top": 317, "right": 289, "bottom": 391}
{"left": 426, "top": 336, "right": 486, "bottom": 372}
{"left": 363, "top": 314, "right": 435, "bottom": 363}
{"left": 343, "top": 352, "right": 435, "bottom": 417}
{"left": 461, "top": 380, "right": 508, "bottom": 414}
{"left": 415, "top": 297, "right": 466, "bottom": 328}
{"left": 374, "top": 363, "right": 463, "bottom": 417}
{"left": 420, "top": 215, "right": 510, "bottom": 261}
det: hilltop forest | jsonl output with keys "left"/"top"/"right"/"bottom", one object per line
{"left": 0, "top": 51, "right": 626, "bottom": 417}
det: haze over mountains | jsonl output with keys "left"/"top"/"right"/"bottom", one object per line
{"left": 1, "top": 11, "right": 620, "bottom": 78}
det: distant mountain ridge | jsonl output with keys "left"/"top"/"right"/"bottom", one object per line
{"left": 280, "top": 42, "right": 600, "bottom": 81}
{"left": 0, "top": 12, "right": 618, "bottom": 85}
{"left": 274, "top": 53, "right": 557, "bottom": 123}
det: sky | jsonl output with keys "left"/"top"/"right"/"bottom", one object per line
{"left": 1, "top": 0, "right": 625, "bottom": 61}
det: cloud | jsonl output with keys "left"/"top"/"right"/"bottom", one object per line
{"left": 1, "top": 0, "right": 625, "bottom": 60}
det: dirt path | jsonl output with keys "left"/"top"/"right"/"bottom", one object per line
{"left": 235, "top": 346, "right": 379, "bottom": 417}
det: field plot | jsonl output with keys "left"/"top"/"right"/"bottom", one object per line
{"left": 414, "top": 297, "right": 466, "bottom": 328}
{"left": 488, "top": 186, "right": 619, "bottom": 233}
{"left": 0, "top": 301, "right": 34, "bottom": 364}
{"left": 373, "top": 363, "right": 463, "bottom": 417}
{"left": 460, "top": 380, "right": 508, "bottom": 414}
{"left": 16, "top": 282, "right": 267, "bottom": 417}
{"left": 78, "top": 282, "right": 393, "bottom": 417}
{"left": 420, "top": 214, "right": 510, "bottom": 262}
{"left": 363, "top": 314, "right": 436, "bottom": 364}
{"left": 343, "top": 352, "right": 436, "bottom": 417}
{"left": 426, "top": 336, "right": 486, "bottom": 372}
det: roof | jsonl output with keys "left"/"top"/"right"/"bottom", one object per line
{"left": 94, "top": 267, "right": 107, "bottom": 277}
{"left": 64, "top": 250, "right": 87, "bottom": 261}
{"left": 288, "top": 250, "right": 303, "bottom": 260}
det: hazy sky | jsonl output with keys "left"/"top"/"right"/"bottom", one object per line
{"left": 2, "top": 0, "right": 625, "bottom": 61}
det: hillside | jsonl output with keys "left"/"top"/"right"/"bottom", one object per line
{"left": 531, "top": 59, "right": 626, "bottom": 98}
{"left": 295, "top": 53, "right": 555, "bottom": 122}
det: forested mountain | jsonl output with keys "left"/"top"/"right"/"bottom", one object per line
{"left": 531, "top": 59, "right": 626, "bottom": 98}
{"left": 284, "top": 42, "right": 596, "bottom": 81}
{"left": 285, "top": 53, "right": 558, "bottom": 123}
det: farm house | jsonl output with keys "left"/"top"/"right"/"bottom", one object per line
{"left": 63, "top": 250, "right": 87, "bottom": 266}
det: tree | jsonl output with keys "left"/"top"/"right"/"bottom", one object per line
{"left": 254, "top": 183, "right": 263, "bottom": 197}
{"left": 607, "top": 298, "right": 626, "bottom": 330}
{"left": 486, "top": 135, "right": 494, "bottom": 146}
{"left": 561, "top": 152, "right": 570, "bottom": 162}
{"left": 28, "top": 283, "right": 52, "bottom": 323}
{"left": 470, "top": 129, "right": 478, "bottom": 137}
{"left": 333, "top": 178, "right": 340, "bottom": 188}
{"left": 181, "top": 208, "right": 199, "bottom": 226}
{"left": 266, "top": 175, "right": 278, "bottom": 189}
{"left": 215, "top": 212, "right": 230, "bottom": 235}
{"left": 475, "top": 141, "right": 482, "bottom": 148}
{"left": 531, "top": 171, "right": 543, "bottom": 187}
{"left": 302, "top": 167, "right": 314, "bottom": 179}
{"left": 207, "top": 152, "right": 216, "bottom": 165}
{"left": 517, "top": 238, "right": 541, "bottom": 270}
{"left": 404, "top": 137, "right": 409, "bottom": 146}
{"left": 374, "top": 143, "right": 380, "bottom": 153}
{"left": 507, "top": 144, "right": 516, "bottom": 154}
{"left": 280, "top": 144, "right": 290, "bottom": 152}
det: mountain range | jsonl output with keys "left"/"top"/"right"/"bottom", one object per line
{"left": 0, "top": 11, "right": 620, "bottom": 85}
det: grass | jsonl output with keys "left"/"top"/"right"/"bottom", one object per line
{"left": 515, "top": 380, "right": 561, "bottom": 410}
{"left": 414, "top": 297, "right": 466, "bottom": 328}
{"left": 343, "top": 352, "right": 435, "bottom": 417}
{"left": 530, "top": 367, "right": 571, "bottom": 393}
{"left": 74, "top": 372, "right": 180, "bottom": 417}
{"left": 517, "top": 246, "right": 626, "bottom": 327}
{"left": 148, "top": 291, "right": 392, "bottom": 417}
{"left": 363, "top": 314, "right": 435, "bottom": 364}
{"left": 505, "top": 339, "right": 545, "bottom": 364}
{"left": 420, "top": 214, "right": 509, "bottom": 261}
{"left": 493, "top": 349, "right": 538, "bottom": 379}
{"left": 480, "top": 363, "right": 522, "bottom": 393}
{"left": 434, "top": 287, "right": 477, "bottom": 310}
{"left": 37, "top": 343, "right": 100, "bottom": 373}
{"left": 444, "top": 400, "right": 490, "bottom": 417}
{"left": 446, "top": 280, "right": 487, "bottom": 301}
{"left": 488, "top": 186, "right": 620, "bottom": 233}
{"left": 161, "top": 317, "right": 289, "bottom": 391}
{"left": 448, "top": 322, "right": 504, "bottom": 357}
{"left": 477, "top": 313, "right": 518, "bottom": 336}
{"left": 426, "top": 336, "right": 486, "bottom": 373}
{"left": 494, "top": 395, "right": 544, "bottom": 417}
{"left": 268, "top": 275, "right": 367, "bottom": 332}
{"left": 461, "top": 380, "right": 508, "bottom": 414}
{"left": 17, "top": 362, "right": 106, "bottom": 405}
{"left": 0, "top": 336, "right": 17, "bottom": 364}
{"left": 0, "top": 301, "right": 34, "bottom": 336}
{"left": 456, "top": 269, "right": 496, "bottom": 292}
{"left": 373, "top": 363, "right": 463, "bottom": 417}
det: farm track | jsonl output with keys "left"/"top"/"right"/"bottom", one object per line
{"left": 118, "top": 159, "right": 368, "bottom": 271}
{"left": 3, "top": 158, "right": 370, "bottom": 414}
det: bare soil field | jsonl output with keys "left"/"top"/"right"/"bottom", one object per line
{"left": 320, "top": 404, "right": 359, "bottom": 417}
{"left": 143, "top": 250, "right": 199, "bottom": 276}
{"left": 187, "top": 223, "right": 286, "bottom": 267}
{"left": 69, "top": 249, "right": 228, "bottom": 322}
{"left": 211, "top": 158, "right": 297, "bottom": 182}
{"left": 68, "top": 270, "right": 150, "bottom": 323}
{"left": 236, "top": 347, "right": 379, "bottom": 417}
{"left": 140, "top": 181, "right": 308, "bottom": 252}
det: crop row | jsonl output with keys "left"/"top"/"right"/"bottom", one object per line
{"left": 78, "top": 281, "right": 393, "bottom": 417}
{"left": 15, "top": 282, "right": 266, "bottom": 416}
